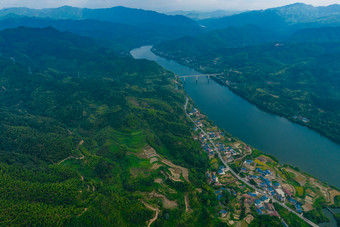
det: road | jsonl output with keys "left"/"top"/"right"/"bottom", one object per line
{"left": 184, "top": 97, "right": 318, "bottom": 227}
{"left": 141, "top": 200, "right": 160, "bottom": 227}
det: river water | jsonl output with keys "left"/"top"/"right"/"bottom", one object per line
{"left": 131, "top": 45, "right": 340, "bottom": 188}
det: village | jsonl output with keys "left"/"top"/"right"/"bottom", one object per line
{"left": 187, "top": 104, "right": 340, "bottom": 226}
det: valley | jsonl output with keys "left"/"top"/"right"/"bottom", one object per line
{"left": 1, "top": 2, "right": 340, "bottom": 226}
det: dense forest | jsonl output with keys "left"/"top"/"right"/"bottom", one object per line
{"left": 0, "top": 27, "right": 219, "bottom": 226}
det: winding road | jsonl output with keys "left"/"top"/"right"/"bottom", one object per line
{"left": 184, "top": 97, "right": 318, "bottom": 227}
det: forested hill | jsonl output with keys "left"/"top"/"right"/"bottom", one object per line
{"left": 0, "top": 27, "right": 217, "bottom": 225}
{"left": 152, "top": 25, "right": 280, "bottom": 58}
{"left": 0, "top": 7, "right": 203, "bottom": 50}
{"left": 288, "top": 26, "right": 340, "bottom": 43}
{"left": 0, "top": 6, "right": 199, "bottom": 28}
{"left": 0, "top": 17, "right": 200, "bottom": 51}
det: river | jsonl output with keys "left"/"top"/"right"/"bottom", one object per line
{"left": 131, "top": 45, "right": 340, "bottom": 188}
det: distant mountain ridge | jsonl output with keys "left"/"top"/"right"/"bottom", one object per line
{"left": 166, "top": 10, "right": 243, "bottom": 20}
{"left": 0, "top": 6, "right": 203, "bottom": 50}
{"left": 0, "top": 6, "right": 199, "bottom": 28}
{"left": 0, "top": 16, "right": 202, "bottom": 50}
{"left": 200, "top": 3, "right": 340, "bottom": 30}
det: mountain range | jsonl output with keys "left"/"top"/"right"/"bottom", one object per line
{"left": 0, "top": 6, "right": 203, "bottom": 50}
{"left": 200, "top": 3, "right": 340, "bottom": 30}
{"left": 0, "top": 6, "right": 198, "bottom": 27}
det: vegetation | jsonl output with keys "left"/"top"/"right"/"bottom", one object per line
{"left": 334, "top": 213, "right": 340, "bottom": 226}
{"left": 333, "top": 195, "right": 340, "bottom": 208}
{"left": 304, "top": 197, "right": 329, "bottom": 223}
{"left": 249, "top": 215, "right": 283, "bottom": 227}
{"left": 0, "top": 27, "right": 212, "bottom": 225}
{"left": 274, "top": 204, "right": 310, "bottom": 227}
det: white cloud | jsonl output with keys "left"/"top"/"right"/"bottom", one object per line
{"left": 0, "top": 0, "right": 339, "bottom": 11}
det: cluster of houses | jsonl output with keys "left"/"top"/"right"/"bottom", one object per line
{"left": 288, "top": 197, "right": 303, "bottom": 213}
{"left": 189, "top": 107, "right": 201, "bottom": 118}
{"left": 206, "top": 166, "right": 229, "bottom": 185}
{"left": 208, "top": 131, "right": 222, "bottom": 139}
{"left": 218, "top": 145, "right": 241, "bottom": 163}
{"left": 242, "top": 160, "right": 303, "bottom": 214}
{"left": 293, "top": 115, "right": 310, "bottom": 123}
{"left": 195, "top": 129, "right": 226, "bottom": 159}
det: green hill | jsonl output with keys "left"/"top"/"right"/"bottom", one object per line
{"left": 153, "top": 24, "right": 281, "bottom": 59}
{"left": 0, "top": 27, "right": 218, "bottom": 226}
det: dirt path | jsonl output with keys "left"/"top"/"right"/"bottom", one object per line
{"left": 329, "top": 189, "right": 340, "bottom": 204}
{"left": 311, "top": 180, "right": 330, "bottom": 203}
{"left": 161, "top": 159, "right": 189, "bottom": 182}
{"left": 78, "top": 207, "right": 88, "bottom": 217}
{"left": 141, "top": 201, "right": 159, "bottom": 227}
{"left": 149, "top": 192, "right": 177, "bottom": 209}
{"left": 58, "top": 140, "right": 85, "bottom": 165}
{"left": 185, "top": 194, "right": 191, "bottom": 213}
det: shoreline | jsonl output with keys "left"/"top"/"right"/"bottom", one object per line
{"left": 151, "top": 47, "right": 340, "bottom": 146}
{"left": 212, "top": 76, "right": 340, "bottom": 146}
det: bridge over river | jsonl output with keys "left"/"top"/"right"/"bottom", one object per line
{"left": 178, "top": 73, "right": 222, "bottom": 82}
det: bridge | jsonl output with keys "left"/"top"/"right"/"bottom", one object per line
{"left": 178, "top": 73, "right": 221, "bottom": 82}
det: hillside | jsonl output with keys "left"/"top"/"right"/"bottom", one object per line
{"left": 288, "top": 26, "right": 340, "bottom": 43}
{"left": 153, "top": 25, "right": 281, "bottom": 59}
{"left": 0, "top": 27, "right": 219, "bottom": 226}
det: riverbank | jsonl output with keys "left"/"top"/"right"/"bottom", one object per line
{"left": 151, "top": 47, "right": 340, "bottom": 146}
{"left": 213, "top": 76, "right": 340, "bottom": 146}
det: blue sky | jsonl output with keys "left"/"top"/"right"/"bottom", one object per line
{"left": 0, "top": 0, "right": 339, "bottom": 11}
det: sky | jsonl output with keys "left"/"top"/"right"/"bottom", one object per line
{"left": 0, "top": 0, "right": 339, "bottom": 11}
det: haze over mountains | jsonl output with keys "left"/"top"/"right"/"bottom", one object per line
{"left": 200, "top": 3, "right": 340, "bottom": 30}
{"left": 0, "top": 6, "right": 203, "bottom": 50}
{"left": 166, "top": 10, "right": 243, "bottom": 20}
{"left": 0, "top": 6, "right": 198, "bottom": 27}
